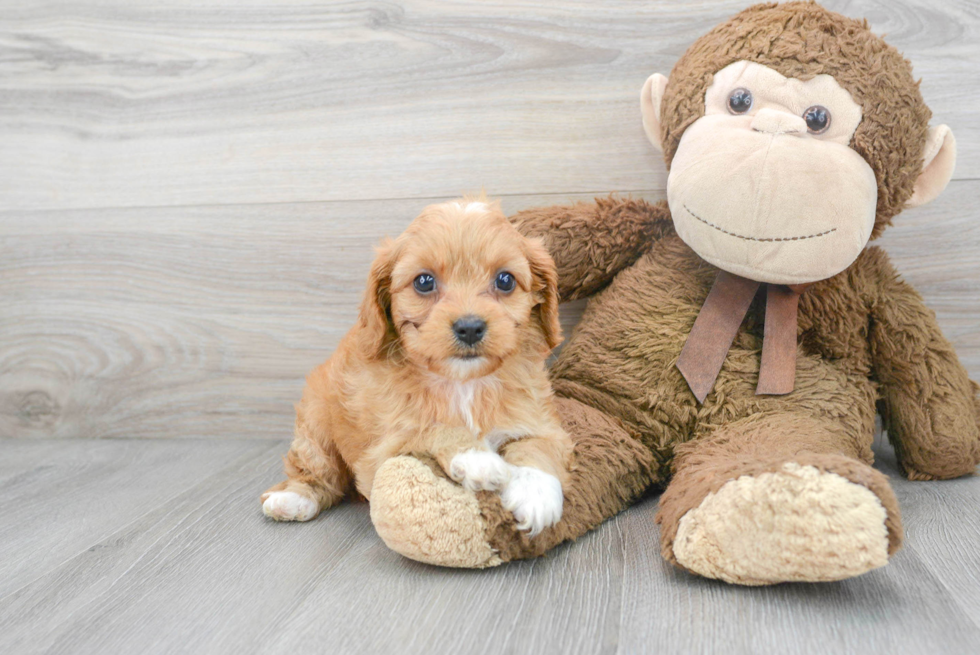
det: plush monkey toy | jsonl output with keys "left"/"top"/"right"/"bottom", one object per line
{"left": 368, "top": 1, "right": 979, "bottom": 584}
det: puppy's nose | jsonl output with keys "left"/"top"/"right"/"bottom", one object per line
{"left": 453, "top": 316, "right": 486, "bottom": 346}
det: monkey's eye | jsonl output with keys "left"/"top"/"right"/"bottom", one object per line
{"left": 413, "top": 273, "right": 436, "bottom": 294}
{"left": 494, "top": 271, "right": 516, "bottom": 293}
{"left": 727, "top": 88, "right": 753, "bottom": 114}
{"left": 803, "top": 105, "right": 831, "bottom": 134}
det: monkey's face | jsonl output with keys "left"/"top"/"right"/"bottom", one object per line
{"left": 661, "top": 61, "right": 877, "bottom": 285}
{"left": 642, "top": 4, "right": 957, "bottom": 285}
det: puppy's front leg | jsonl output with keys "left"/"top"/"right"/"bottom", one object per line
{"left": 407, "top": 425, "right": 511, "bottom": 492}
{"left": 499, "top": 435, "right": 572, "bottom": 536}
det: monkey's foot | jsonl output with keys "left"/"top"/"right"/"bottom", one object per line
{"left": 670, "top": 462, "right": 893, "bottom": 585}
{"left": 370, "top": 456, "right": 502, "bottom": 568}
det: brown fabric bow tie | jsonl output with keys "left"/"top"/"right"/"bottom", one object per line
{"left": 676, "top": 270, "right": 810, "bottom": 404}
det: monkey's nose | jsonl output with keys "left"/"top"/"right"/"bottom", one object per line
{"left": 453, "top": 316, "right": 487, "bottom": 346}
{"left": 751, "top": 108, "right": 807, "bottom": 135}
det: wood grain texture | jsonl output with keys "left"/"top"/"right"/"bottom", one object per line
{"left": 0, "top": 437, "right": 978, "bottom": 655}
{"left": 0, "top": 438, "right": 277, "bottom": 597}
{"left": 0, "top": 191, "right": 598, "bottom": 439}
{"left": 884, "top": 443, "right": 980, "bottom": 622}
{"left": 2, "top": 1, "right": 980, "bottom": 651}
{"left": 0, "top": 438, "right": 625, "bottom": 655}
{"left": 3, "top": 182, "right": 978, "bottom": 440}
{"left": 1, "top": 0, "right": 978, "bottom": 211}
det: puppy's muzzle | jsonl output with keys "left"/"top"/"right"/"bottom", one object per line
{"left": 453, "top": 316, "right": 487, "bottom": 347}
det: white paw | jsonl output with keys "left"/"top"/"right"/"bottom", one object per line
{"left": 500, "top": 466, "right": 563, "bottom": 537}
{"left": 262, "top": 491, "right": 319, "bottom": 522}
{"left": 449, "top": 449, "right": 512, "bottom": 492}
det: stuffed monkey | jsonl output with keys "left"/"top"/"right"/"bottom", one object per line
{"left": 368, "top": 1, "right": 979, "bottom": 584}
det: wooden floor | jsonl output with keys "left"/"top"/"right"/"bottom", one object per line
{"left": 3, "top": 1, "right": 980, "bottom": 653}
{"left": 1, "top": 437, "right": 979, "bottom": 654}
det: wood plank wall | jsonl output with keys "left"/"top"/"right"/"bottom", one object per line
{"left": 2, "top": 0, "right": 978, "bottom": 439}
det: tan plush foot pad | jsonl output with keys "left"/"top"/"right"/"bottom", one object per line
{"left": 673, "top": 463, "right": 890, "bottom": 585}
{"left": 370, "top": 456, "right": 503, "bottom": 569}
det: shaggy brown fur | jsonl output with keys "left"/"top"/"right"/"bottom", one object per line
{"left": 369, "top": 2, "right": 979, "bottom": 581}
{"left": 483, "top": 195, "right": 978, "bottom": 569}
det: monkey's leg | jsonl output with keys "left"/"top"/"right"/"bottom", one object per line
{"left": 657, "top": 412, "right": 903, "bottom": 585}
{"left": 369, "top": 397, "right": 658, "bottom": 567}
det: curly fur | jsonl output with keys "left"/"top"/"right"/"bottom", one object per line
{"left": 262, "top": 198, "right": 572, "bottom": 518}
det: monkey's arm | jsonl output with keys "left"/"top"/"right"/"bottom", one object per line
{"left": 510, "top": 197, "right": 673, "bottom": 301}
{"left": 868, "top": 253, "right": 980, "bottom": 480}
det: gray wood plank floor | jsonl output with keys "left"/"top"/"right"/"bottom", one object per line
{"left": 1, "top": 437, "right": 978, "bottom": 655}
{"left": 3, "top": 0, "right": 980, "bottom": 652}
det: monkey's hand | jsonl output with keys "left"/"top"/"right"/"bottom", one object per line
{"left": 510, "top": 196, "right": 672, "bottom": 301}
{"left": 868, "top": 252, "right": 980, "bottom": 480}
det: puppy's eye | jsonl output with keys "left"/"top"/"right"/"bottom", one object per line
{"left": 413, "top": 273, "right": 435, "bottom": 294}
{"left": 494, "top": 271, "right": 516, "bottom": 293}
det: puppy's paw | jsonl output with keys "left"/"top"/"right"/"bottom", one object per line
{"left": 500, "top": 466, "right": 563, "bottom": 537}
{"left": 449, "top": 449, "right": 511, "bottom": 492}
{"left": 262, "top": 491, "right": 319, "bottom": 522}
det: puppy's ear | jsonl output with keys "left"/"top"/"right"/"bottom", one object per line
{"left": 359, "top": 238, "right": 398, "bottom": 358}
{"left": 524, "top": 237, "right": 562, "bottom": 350}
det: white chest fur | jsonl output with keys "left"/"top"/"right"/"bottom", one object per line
{"left": 431, "top": 376, "right": 525, "bottom": 449}
{"left": 448, "top": 379, "right": 481, "bottom": 433}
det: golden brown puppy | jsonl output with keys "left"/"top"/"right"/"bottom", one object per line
{"left": 261, "top": 198, "right": 572, "bottom": 536}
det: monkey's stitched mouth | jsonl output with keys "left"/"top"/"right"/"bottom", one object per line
{"left": 683, "top": 204, "right": 836, "bottom": 242}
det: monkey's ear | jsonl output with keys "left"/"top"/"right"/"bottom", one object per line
{"left": 907, "top": 125, "right": 956, "bottom": 208}
{"left": 358, "top": 238, "right": 398, "bottom": 358}
{"left": 641, "top": 73, "right": 669, "bottom": 153}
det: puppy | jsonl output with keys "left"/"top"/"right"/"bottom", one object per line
{"left": 261, "top": 198, "right": 572, "bottom": 536}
